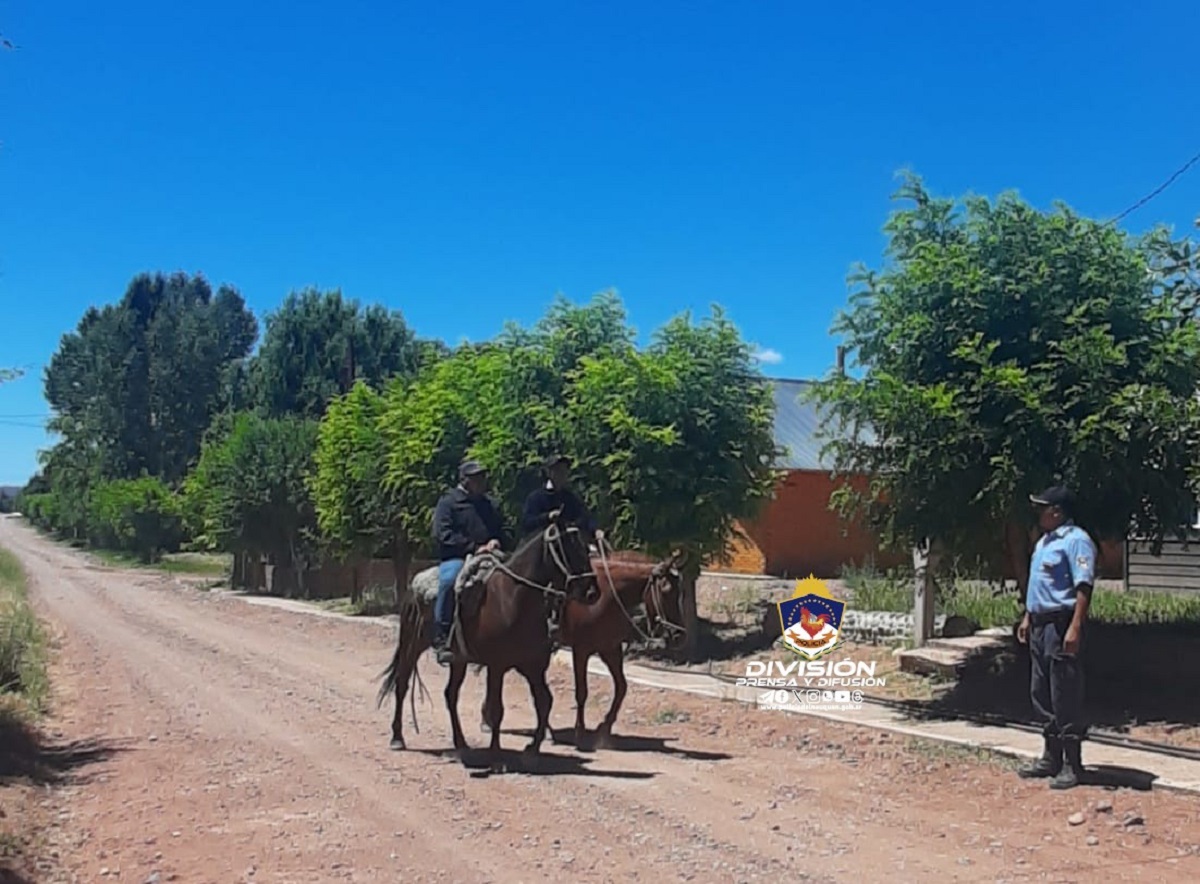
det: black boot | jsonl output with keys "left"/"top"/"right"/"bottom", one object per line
{"left": 432, "top": 629, "right": 453, "bottom": 666}
{"left": 1051, "top": 739, "right": 1085, "bottom": 790}
{"left": 1018, "top": 734, "right": 1063, "bottom": 779}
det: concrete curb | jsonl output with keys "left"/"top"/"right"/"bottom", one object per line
{"left": 205, "top": 585, "right": 1200, "bottom": 796}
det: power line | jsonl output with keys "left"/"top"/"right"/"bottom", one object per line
{"left": 1109, "top": 149, "right": 1200, "bottom": 226}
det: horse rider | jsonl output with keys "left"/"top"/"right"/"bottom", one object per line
{"left": 431, "top": 459, "right": 509, "bottom": 666}
{"left": 521, "top": 454, "right": 603, "bottom": 642}
{"left": 1017, "top": 484, "right": 1096, "bottom": 790}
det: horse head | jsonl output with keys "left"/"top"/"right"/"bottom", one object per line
{"left": 644, "top": 550, "right": 687, "bottom": 650}
{"left": 533, "top": 509, "right": 598, "bottom": 600}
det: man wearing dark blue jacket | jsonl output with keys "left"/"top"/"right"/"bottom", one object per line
{"left": 521, "top": 455, "right": 602, "bottom": 642}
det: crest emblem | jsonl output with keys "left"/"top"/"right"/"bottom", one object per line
{"left": 777, "top": 575, "right": 846, "bottom": 660}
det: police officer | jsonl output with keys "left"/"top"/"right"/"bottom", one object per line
{"left": 430, "top": 460, "right": 508, "bottom": 665}
{"left": 1017, "top": 485, "right": 1095, "bottom": 789}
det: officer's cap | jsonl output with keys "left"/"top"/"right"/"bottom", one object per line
{"left": 1030, "top": 485, "right": 1075, "bottom": 511}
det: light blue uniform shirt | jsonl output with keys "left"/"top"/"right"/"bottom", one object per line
{"left": 1026, "top": 521, "right": 1097, "bottom": 615}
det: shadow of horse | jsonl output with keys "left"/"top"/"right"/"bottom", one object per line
{"left": 541, "top": 726, "right": 734, "bottom": 760}
{"left": 408, "top": 746, "right": 657, "bottom": 779}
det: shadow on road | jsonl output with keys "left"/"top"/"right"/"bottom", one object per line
{"left": 543, "top": 726, "right": 734, "bottom": 761}
{"left": 0, "top": 709, "right": 127, "bottom": 788}
{"left": 1085, "top": 764, "right": 1158, "bottom": 791}
{"left": 409, "top": 746, "right": 658, "bottom": 779}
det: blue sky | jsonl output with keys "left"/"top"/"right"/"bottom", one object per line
{"left": 1, "top": 1, "right": 1197, "bottom": 485}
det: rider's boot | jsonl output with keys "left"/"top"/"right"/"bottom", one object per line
{"left": 432, "top": 626, "right": 453, "bottom": 666}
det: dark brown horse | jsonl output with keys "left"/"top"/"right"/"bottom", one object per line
{"left": 377, "top": 516, "right": 596, "bottom": 768}
{"left": 481, "top": 547, "right": 688, "bottom": 748}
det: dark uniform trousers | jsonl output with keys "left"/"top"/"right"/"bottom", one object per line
{"left": 1029, "top": 610, "right": 1087, "bottom": 742}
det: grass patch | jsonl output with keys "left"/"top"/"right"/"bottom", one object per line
{"left": 318, "top": 583, "right": 396, "bottom": 617}
{"left": 842, "top": 560, "right": 1200, "bottom": 631}
{"left": 652, "top": 706, "right": 691, "bottom": 724}
{"left": 708, "top": 584, "right": 761, "bottom": 624}
{"left": 93, "top": 548, "right": 230, "bottom": 578}
{"left": 902, "top": 735, "right": 1023, "bottom": 771}
{"left": 0, "top": 547, "right": 48, "bottom": 716}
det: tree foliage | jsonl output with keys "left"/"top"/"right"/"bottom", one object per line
{"left": 310, "top": 380, "right": 396, "bottom": 560}
{"left": 248, "top": 289, "right": 432, "bottom": 420}
{"left": 556, "top": 307, "right": 780, "bottom": 562}
{"left": 182, "top": 412, "right": 319, "bottom": 566}
{"left": 87, "top": 477, "right": 184, "bottom": 563}
{"left": 808, "top": 173, "right": 1200, "bottom": 556}
{"left": 42, "top": 272, "right": 257, "bottom": 484}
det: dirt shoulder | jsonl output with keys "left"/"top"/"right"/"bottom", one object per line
{"left": 3, "top": 520, "right": 1200, "bottom": 882}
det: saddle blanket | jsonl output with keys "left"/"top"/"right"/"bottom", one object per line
{"left": 409, "top": 553, "right": 503, "bottom": 606}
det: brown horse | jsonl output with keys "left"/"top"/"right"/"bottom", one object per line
{"left": 377, "top": 516, "right": 596, "bottom": 768}
{"left": 480, "top": 548, "right": 688, "bottom": 748}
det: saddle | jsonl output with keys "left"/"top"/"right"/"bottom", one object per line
{"left": 453, "top": 552, "right": 504, "bottom": 625}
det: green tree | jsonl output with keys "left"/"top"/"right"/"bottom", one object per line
{"left": 88, "top": 477, "right": 184, "bottom": 563}
{"left": 555, "top": 307, "right": 781, "bottom": 657}
{"left": 310, "top": 380, "right": 402, "bottom": 600}
{"left": 43, "top": 272, "right": 258, "bottom": 484}
{"left": 808, "top": 173, "right": 1200, "bottom": 593}
{"left": 182, "top": 412, "right": 319, "bottom": 592}
{"left": 249, "top": 289, "right": 433, "bottom": 420}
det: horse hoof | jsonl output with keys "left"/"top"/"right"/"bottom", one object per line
{"left": 389, "top": 737, "right": 405, "bottom": 751}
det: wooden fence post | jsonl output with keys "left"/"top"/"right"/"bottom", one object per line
{"left": 912, "top": 537, "right": 939, "bottom": 647}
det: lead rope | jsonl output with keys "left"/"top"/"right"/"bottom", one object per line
{"left": 595, "top": 537, "right": 660, "bottom": 646}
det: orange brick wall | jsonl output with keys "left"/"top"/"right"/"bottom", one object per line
{"left": 710, "top": 470, "right": 905, "bottom": 578}
{"left": 710, "top": 470, "right": 1127, "bottom": 582}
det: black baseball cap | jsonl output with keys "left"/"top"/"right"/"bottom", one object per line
{"left": 459, "top": 460, "right": 487, "bottom": 480}
{"left": 543, "top": 454, "right": 571, "bottom": 470}
{"left": 1030, "top": 485, "right": 1075, "bottom": 510}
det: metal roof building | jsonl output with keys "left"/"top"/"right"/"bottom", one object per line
{"left": 767, "top": 378, "right": 876, "bottom": 472}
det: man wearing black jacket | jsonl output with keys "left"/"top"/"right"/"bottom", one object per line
{"left": 521, "top": 455, "right": 600, "bottom": 542}
{"left": 521, "top": 455, "right": 602, "bottom": 641}
{"left": 431, "top": 460, "right": 508, "bottom": 664}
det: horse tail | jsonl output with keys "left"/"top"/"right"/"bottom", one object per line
{"left": 375, "top": 586, "right": 432, "bottom": 733}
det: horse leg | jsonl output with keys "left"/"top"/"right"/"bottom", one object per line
{"left": 444, "top": 659, "right": 469, "bottom": 753}
{"left": 480, "top": 693, "right": 494, "bottom": 734}
{"left": 572, "top": 646, "right": 591, "bottom": 748}
{"left": 484, "top": 665, "right": 506, "bottom": 771}
{"left": 520, "top": 656, "right": 554, "bottom": 758}
{"left": 596, "top": 645, "right": 627, "bottom": 749}
{"left": 389, "top": 646, "right": 412, "bottom": 750}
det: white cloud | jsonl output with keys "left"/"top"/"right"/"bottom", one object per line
{"left": 752, "top": 346, "right": 783, "bottom": 365}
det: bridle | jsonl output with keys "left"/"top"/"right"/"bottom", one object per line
{"left": 594, "top": 539, "right": 688, "bottom": 646}
{"left": 487, "top": 522, "right": 596, "bottom": 598}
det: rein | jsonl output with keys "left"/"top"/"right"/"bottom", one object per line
{"left": 594, "top": 540, "right": 687, "bottom": 646}
{"left": 487, "top": 523, "right": 595, "bottom": 598}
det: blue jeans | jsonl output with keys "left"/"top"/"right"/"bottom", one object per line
{"left": 435, "top": 559, "right": 465, "bottom": 638}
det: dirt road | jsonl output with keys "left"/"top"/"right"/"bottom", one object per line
{"left": 3, "top": 518, "right": 1200, "bottom": 883}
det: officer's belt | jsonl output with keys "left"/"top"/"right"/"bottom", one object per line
{"left": 1029, "top": 608, "right": 1075, "bottom": 626}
